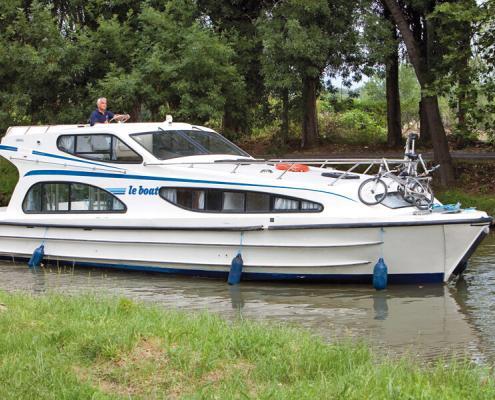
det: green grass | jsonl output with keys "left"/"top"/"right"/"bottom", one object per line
{"left": 0, "top": 157, "right": 18, "bottom": 206}
{"left": 0, "top": 291, "right": 494, "bottom": 399}
{"left": 437, "top": 189, "right": 495, "bottom": 217}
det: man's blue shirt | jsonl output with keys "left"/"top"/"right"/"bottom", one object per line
{"left": 89, "top": 109, "right": 115, "bottom": 126}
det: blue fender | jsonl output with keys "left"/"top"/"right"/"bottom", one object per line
{"left": 228, "top": 254, "right": 244, "bottom": 285}
{"left": 28, "top": 244, "right": 45, "bottom": 269}
{"left": 373, "top": 257, "right": 388, "bottom": 290}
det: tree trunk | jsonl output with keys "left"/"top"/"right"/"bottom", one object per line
{"left": 222, "top": 108, "right": 241, "bottom": 138}
{"left": 457, "top": 34, "right": 471, "bottom": 139}
{"left": 385, "top": 28, "right": 402, "bottom": 148}
{"left": 422, "top": 96, "right": 455, "bottom": 184}
{"left": 419, "top": 98, "right": 431, "bottom": 144}
{"left": 301, "top": 76, "right": 319, "bottom": 148}
{"left": 456, "top": 56, "right": 469, "bottom": 149}
{"left": 458, "top": 90, "right": 466, "bottom": 132}
{"left": 281, "top": 88, "right": 289, "bottom": 147}
{"left": 381, "top": 0, "right": 455, "bottom": 186}
{"left": 129, "top": 102, "right": 141, "bottom": 123}
{"left": 380, "top": 0, "right": 427, "bottom": 84}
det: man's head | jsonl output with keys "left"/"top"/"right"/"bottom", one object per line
{"left": 96, "top": 97, "right": 107, "bottom": 113}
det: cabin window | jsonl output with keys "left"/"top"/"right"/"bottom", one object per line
{"left": 246, "top": 192, "right": 270, "bottom": 212}
{"left": 57, "top": 134, "right": 142, "bottom": 163}
{"left": 223, "top": 192, "right": 245, "bottom": 212}
{"left": 159, "top": 187, "right": 323, "bottom": 213}
{"left": 23, "top": 182, "right": 126, "bottom": 213}
{"left": 130, "top": 129, "right": 249, "bottom": 160}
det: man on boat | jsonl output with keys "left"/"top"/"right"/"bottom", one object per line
{"left": 89, "top": 98, "right": 130, "bottom": 126}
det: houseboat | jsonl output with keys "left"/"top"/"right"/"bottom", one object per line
{"left": 0, "top": 120, "right": 491, "bottom": 283}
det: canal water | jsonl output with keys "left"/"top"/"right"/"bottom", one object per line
{"left": 0, "top": 233, "right": 494, "bottom": 362}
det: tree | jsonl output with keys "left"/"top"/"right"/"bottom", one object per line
{"left": 476, "top": 0, "right": 495, "bottom": 144}
{"left": 0, "top": 0, "right": 245, "bottom": 132}
{"left": 92, "top": 2, "right": 244, "bottom": 125}
{"left": 259, "top": 0, "right": 360, "bottom": 148}
{"left": 196, "top": 0, "right": 272, "bottom": 136}
{"left": 384, "top": 9, "right": 402, "bottom": 147}
{"left": 0, "top": 1, "right": 90, "bottom": 128}
{"left": 359, "top": 1, "right": 403, "bottom": 147}
{"left": 429, "top": 0, "right": 485, "bottom": 146}
{"left": 258, "top": 13, "right": 296, "bottom": 147}
{"left": 381, "top": 0, "right": 455, "bottom": 185}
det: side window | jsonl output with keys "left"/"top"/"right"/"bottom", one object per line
{"left": 57, "top": 134, "right": 142, "bottom": 163}
{"left": 23, "top": 182, "right": 126, "bottom": 213}
{"left": 246, "top": 192, "right": 270, "bottom": 212}
{"left": 43, "top": 183, "right": 69, "bottom": 211}
{"left": 159, "top": 188, "right": 323, "bottom": 213}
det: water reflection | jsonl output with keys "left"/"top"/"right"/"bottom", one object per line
{"left": 373, "top": 292, "right": 388, "bottom": 321}
{"left": 0, "top": 233, "right": 493, "bottom": 362}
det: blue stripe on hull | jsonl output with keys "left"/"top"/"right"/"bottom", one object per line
{"left": 0, "top": 144, "right": 18, "bottom": 152}
{"left": 0, "top": 255, "right": 445, "bottom": 284}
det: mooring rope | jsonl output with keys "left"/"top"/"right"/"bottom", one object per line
{"left": 238, "top": 231, "right": 244, "bottom": 255}
{"left": 380, "top": 227, "right": 385, "bottom": 258}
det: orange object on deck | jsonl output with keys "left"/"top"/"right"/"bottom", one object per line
{"left": 275, "top": 163, "right": 310, "bottom": 172}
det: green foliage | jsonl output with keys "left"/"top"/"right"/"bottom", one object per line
{"left": 1, "top": 290, "right": 495, "bottom": 399}
{"left": 360, "top": 64, "right": 422, "bottom": 129}
{"left": 428, "top": 0, "right": 495, "bottom": 143}
{"left": 0, "top": 158, "right": 18, "bottom": 206}
{"left": 257, "top": 0, "right": 361, "bottom": 144}
{"left": 90, "top": 4, "right": 244, "bottom": 125}
{"left": 0, "top": 0, "right": 244, "bottom": 133}
{"left": 0, "top": 0, "right": 493, "bottom": 150}
{"left": 318, "top": 97, "right": 387, "bottom": 146}
{"left": 197, "top": 0, "right": 268, "bottom": 134}
{"left": 259, "top": 0, "right": 359, "bottom": 79}
{"left": 332, "top": 109, "right": 386, "bottom": 145}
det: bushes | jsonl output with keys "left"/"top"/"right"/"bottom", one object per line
{"left": 0, "top": 158, "right": 18, "bottom": 206}
{"left": 320, "top": 109, "right": 387, "bottom": 145}
{"left": 243, "top": 105, "right": 388, "bottom": 148}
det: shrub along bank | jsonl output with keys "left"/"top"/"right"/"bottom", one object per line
{"left": 0, "top": 158, "right": 17, "bottom": 206}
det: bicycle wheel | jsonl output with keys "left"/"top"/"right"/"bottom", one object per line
{"left": 399, "top": 185, "right": 415, "bottom": 204}
{"left": 414, "top": 197, "right": 431, "bottom": 210}
{"left": 401, "top": 179, "right": 432, "bottom": 204}
{"left": 358, "top": 178, "right": 388, "bottom": 205}
{"left": 397, "top": 183, "right": 412, "bottom": 202}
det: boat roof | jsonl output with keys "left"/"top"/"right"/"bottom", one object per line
{"left": 4, "top": 122, "right": 214, "bottom": 137}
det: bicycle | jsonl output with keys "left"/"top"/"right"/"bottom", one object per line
{"left": 357, "top": 133, "right": 439, "bottom": 210}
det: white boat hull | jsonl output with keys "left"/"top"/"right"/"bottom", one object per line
{"left": 0, "top": 219, "right": 489, "bottom": 284}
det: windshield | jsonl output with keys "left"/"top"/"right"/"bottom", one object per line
{"left": 130, "top": 129, "right": 249, "bottom": 160}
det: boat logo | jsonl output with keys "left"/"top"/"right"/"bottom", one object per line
{"left": 106, "top": 185, "right": 160, "bottom": 196}
{"left": 127, "top": 185, "right": 160, "bottom": 195}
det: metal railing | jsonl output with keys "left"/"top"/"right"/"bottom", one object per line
{"left": 143, "top": 157, "right": 411, "bottom": 185}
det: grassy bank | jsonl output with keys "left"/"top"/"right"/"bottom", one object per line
{"left": 0, "top": 291, "right": 494, "bottom": 399}
{"left": 436, "top": 190, "right": 495, "bottom": 217}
